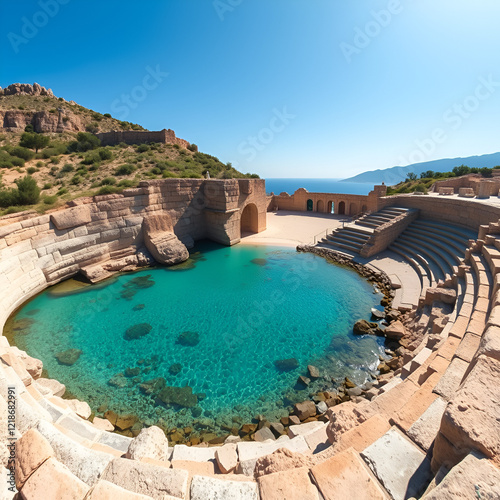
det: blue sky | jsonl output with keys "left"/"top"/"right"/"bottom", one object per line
{"left": 1, "top": 1, "right": 500, "bottom": 178}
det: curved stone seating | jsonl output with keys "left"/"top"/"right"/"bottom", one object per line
{"left": 1, "top": 206, "right": 500, "bottom": 499}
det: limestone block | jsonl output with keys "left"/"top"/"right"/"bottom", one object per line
{"left": 171, "top": 444, "right": 216, "bottom": 462}
{"left": 437, "top": 355, "right": 500, "bottom": 467}
{"left": 424, "top": 452, "right": 500, "bottom": 499}
{"left": 19, "top": 457, "right": 89, "bottom": 499}
{"left": 326, "top": 401, "right": 367, "bottom": 444}
{"left": 50, "top": 205, "right": 91, "bottom": 230}
{"left": 257, "top": 467, "right": 319, "bottom": 500}
{"left": 432, "top": 357, "right": 468, "bottom": 401}
{"left": 407, "top": 397, "right": 448, "bottom": 452}
{"left": 100, "top": 458, "right": 188, "bottom": 499}
{"left": 92, "top": 417, "right": 114, "bottom": 432}
{"left": 287, "top": 420, "right": 324, "bottom": 439}
{"left": 361, "top": 427, "right": 433, "bottom": 500}
{"left": 311, "top": 447, "right": 386, "bottom": 500}
{"left": 34, "top": 378, "right": 65, "bottom": 398}
{"left": 190, "top": 475, "right": 259, "bottom": 500}
{"left": 215, "top": 443, "right": 238, "bottom": 474}
{"left": 126, "top": 426, "right": 169, "bottom": 462}
{"left": 293, "top": 400, "right": 316, "bottom": 420}
{"left": 36, "top": 420, "right": 112, "bottom": 486}
{"left": 15, "top": 428, "right": 54, "bottom": 489}
{"left": 474, "top": 324, "right": 500, "bottom": 364}
{"left": 86, "top": 480, "right": 155, "bottom": 500}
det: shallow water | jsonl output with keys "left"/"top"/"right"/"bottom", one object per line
{"left": 7, "top": 242, "right": 384, "bottom": 436}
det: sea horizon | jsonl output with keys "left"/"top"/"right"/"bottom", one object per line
{"left": 265, "top": 178, "right": 374, "bottom": 196}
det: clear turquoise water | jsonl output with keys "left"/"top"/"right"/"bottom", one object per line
{"left": 9, "top": 242, "right": 384, "bottom": 436}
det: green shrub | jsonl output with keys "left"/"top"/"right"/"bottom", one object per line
{"left": 101, "top": 177, "right": 116, "bottom": 186}
{"left": 43, "top": 195, "right": 58, "bottom": 205}
{"left": 36, "top": 161, "right": 44, "bottom": 168}
{"left": 50, "top": 156, "right": 60, "bottom": 164}
{"left": 67, "top": 132, "right": 100, "bottom": 152}
{"left": 85, "top": 122, "right": 99, "bottom": 134}
{"left": 136, "top": 144, "right": 149, "bottom": 153}
{"left": 92, "top": 112, "right": 103, "bottom": 121}
{"left": 15, "top": 176, "right": 40, "bottom": 205}
{"left": 162, "top": 171, "right": 176, "bottom": 178}
{"left": 10, "top": 157, "right": 25, "bottom": 168}
{"left": 24, "top": 124, "right": 34, "bottom": 132}
{"left": 56, "top": 188, "right": 68, "bottom": 196}
{"left": 0, "top": 189, "right": 19, "bottom": 207}
{"left": 89, "top": 164, "right": 99, "bottom": 171}
{"left": 42, "top": 183, "right": 52, "bottom": 190}
{"left": 103, "top": 113, "right": 111, "bottom": 118}
{"left": 27, "top": 167, "right": 37, "bottom": 174}
{"left": 49, "top": 108, "right": 57, "bottom": 113}
{"left": 117, "top": 179, "right": 135, "bottom": 188}
{"left": 97, "top": 185, "right": 119, "bottom": 195}
{"left": 70, "top": 175, "right": 82, "bottom": 185}
{"left": 150, "top": 167, "right": 161, "bottom": 175}
{"left": 98, "top": 148, "right": 112, "bottom": 161}
{"left": 19, "top": 132, "right": 50, "bottom": 152}
{"left": 10, "top": 146, "right": 35, "bottom": 161}
{"left": 115, "top": 164, "right": 136, "bottom": 176}
{"left": 413, "top": 183, "right": 427, "bottom": 193}
{"left": 187, "top": 143, "right": 198, "bottom": 152}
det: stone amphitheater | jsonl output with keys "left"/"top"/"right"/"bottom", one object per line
{"left": 1, "top": 179, "right": 499, "bottom": 499}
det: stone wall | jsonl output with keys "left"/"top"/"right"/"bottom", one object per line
{"left": 96, "top": 129, "right": 190, "bottom": 149}
{"left": 271, "top": 185, "right": 387, "bottom": 215}
{"left": 432, "top": 174, "right": 500, "bottom": 197}
{"left": 0, "top": 178, "right": 266, "bottom": 330}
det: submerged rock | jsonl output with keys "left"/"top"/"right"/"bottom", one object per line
{"left": 158, "top": 386, "right": 198, "bottom": 408}
{"left": 108, "top": 373, "right": 128, "bottom": 388}
{"left": 251, "top": 258, "right": 268, "bottom": 266}
{"left": 124, "top": 275, "right": 155, "bottom": 290}
{"left": 353, "top": 319, "right": 378, "bottom": 335}
{"left": 274, "top": 358, "right": 299, "bottom": 371}
{"left": 11, "top": 318, "right": 35, "bottom": 333}
{"left": 125, "top": 367, "right": 141, "bottom": 377}
{"left": 176, "top": 331, "right": 200, "bottom": 347}
{"left": 169, "top": 363, "right": 182, "bottom": 375}
{"left": 124, "top": 323, "right": 152, "bottom": 340}
{"left": 307, "top": 365, "right": 320, "bottom": 378}
{"left": 55, "top": 348, "right": 82, "bottom": 366}
{"left": 139, "top": 377, "right": 166, "bottom": 395}
{"left": 132, "top": 304, "right": 145, "bottom": 311}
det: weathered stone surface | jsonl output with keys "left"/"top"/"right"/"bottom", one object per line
{"left": 422, "top": 451, "right": 500, "bottom": 500}
{"left": 92, "top": 417, "right": 114, "bottom": 432}
{"left": 253, "top": 426, "right": 275, "bottom": 442}
{"left": 215, "top": 443, "right": 238, "bottom": 474}
{"left": 55, "top": 348, "right": 82, "bottom": 366}
{"left": 425, "top": 287, "right": 457, "bottom": 306}
{"left": 126, "top": 426, "right": 169, "bottom": 462}
{"left": 143, "top": 213, "right": 189, "bottom": 266}
{"left": 436, "top": 355, "right": 500, "bottom": 467}
{"left": 384, "top": 320, "right": 406, "bottom": 340}
{"left": 474, "top": 324, "right": 500, "bottom": 363}
{"left": 36, "top": 420, "right": 111, "bottom": 486}
{"left": 171, "top": 444, "right": 216, "bottom": 462}
{"left": 65, "top": 399, "right": 91, "bottom": 419}
{"left": 407, "top": 397, "right": 448, "bottom": 452}
{"left": 86, "top": 480, "right": 155, "bottom": 500}
{"left": 257, "top": 466, "right": 319, "bottom": 500}
{"left": 15, "top": 428, "right": 54, "bottom": 489}
{"left": 361, "top": 428, "right": 433, "bottom": 500}
{"left": 254, "top": 447, "right": 313, "bottom": 478}
{"left": 100, "top": 458, "right": 188, "bottom": 499}
{"left": 307, "top": 365, "right": 320, "bottom": 378}
{"left": 50, "top": 205, "right": 91, "bottom": 230}
{"left": 432, "top": 357, "right": 468, "bottom": 401}
{"left": 190, "top": 475, "right": 259, "bottom": 500}
{"left": 311, "top": 447, "right": 386, "bottom": 500}
{"left": 34, "top": 378, "right": 65, "bottom": 397}
{"left": 288, "top": 420, "right": 324, "bottom": 439}
{"left": 19, "top": 457, "right": 89, "bottom": 499}
{"left": 353, "top": 319, "right": 378, "bottom": 335}
{"left": 294, "top": 401, "right": 316, "bottom": 421}
{"left": 326, "top": 401, "right": 366, "bottom": 444}
{"left": 10, "top": 349, "right": 43, "bottom": 379}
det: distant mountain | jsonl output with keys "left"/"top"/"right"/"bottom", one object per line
{"left": 342, "top": 152, "right": 500, "bottom": 185}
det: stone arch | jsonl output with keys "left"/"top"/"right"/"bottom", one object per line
{"left": 241, "top": 203, "right": 259, "bottom": 233}
{"left": 328, "top": 201, "right": 334, "bottom": 214}
{"left": 349, "top": 203, "right": 357, "bottom": 216}
{"left": 307, "top": 199, "right": 313, "bottom": 211}
{"left": 317, "top": 200, "right": 324, "bottom": 213}
{"left": 338, "top": 201, "right": 346, "bottom": 215}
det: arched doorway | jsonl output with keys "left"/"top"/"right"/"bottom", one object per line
{"left": 349, "top": 203, "right": 357, "bottom": 216}
{"left": 338, "top": 201, "right": 346, "bottom": 215}
{"left": 241, "top": 203, "right": 259, "bottom": 233}
{"left": 328, "top": 201, "right": 334, "bottom": 214}
{"left": 317, "top": 200, "right": 324, "bottom": 213}
{"left": 307, "top": 199, "right": 313, "bottom": 211}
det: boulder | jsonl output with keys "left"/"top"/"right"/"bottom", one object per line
{"left": 124, "top": 323, "right": 152, "bottom": 340}
{"left": 86, "top": 480, "right": 154, "bottom": 500}
{"left": 294, "top": 401, "right": 316, "bottom": 421}
{"left": 176, "top": 331, "right": 200, "bottom": 347}
{"left": 158, "top": 386, "right": 198, "bottom": 408}
{"left": 55, "top": 348, "right": 82, "bottom": 366}
{"left": 50, "top": 205, "right": 91, "bottom": 230}
{"left": 274, "top": 358, "right": 299, "bottom": 371}
{"left": 371, "top": 308, "right": 386, "bottom": 320}
{"left": 254, "top": 448, "right": 314, "bottom": 478}
{"left": 296, "top": 375, "right": 311, "bottom": 387}
{"left": 34, "top": 378, "right": 65, "bottom": 397}
{"left": 253, "top": 427, "right": 275, "bottom": 442}
{"left": 307, "top": 365, "right": 320, "bottom": 378}
{"left": 215, "top": 443, "right": 238, "bottom": 474}
{"left": 326, "top": 402, "right": 366, "bottom": 444}
{"left": 126, "top": 426, "right": 169, "bottom": 461}
{"left": 384, "top": 320, "right": 406, "bottom": 340}
{"left": 66, "top": 399, "right": 91, "bottom": 419}
{"left": 353, "top": 319, "right": 378, "bottom": 335}
{"left": 270, "top": 422, "right": 285, "bottom": 438}
{"left": 93, "top": 417, "right": 114, "bottom": 432}
{"left": 142, "top": 213, "right": 189, "bottom": 266}
{"left": 425, "top": 287, "right": 457, "bottom": 306}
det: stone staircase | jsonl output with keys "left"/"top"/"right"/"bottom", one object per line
{"left": 321, "top": 207, "right": 411, "bottom": 255}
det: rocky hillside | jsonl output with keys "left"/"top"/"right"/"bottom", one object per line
{"left": 0, "top": 83, "right": 258, "bottom": 215}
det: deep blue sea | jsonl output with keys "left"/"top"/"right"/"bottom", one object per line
{"left": 265, "top": 178, "right": 374, "bottom": 196}
{"left": 8, "top": 242, "right": 384, "bottom": 439}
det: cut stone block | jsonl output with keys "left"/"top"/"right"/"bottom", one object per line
{"left": 19, "top": 457, "right": 89, "bottom": 499}
{"left": 215, "top": 443, "right": 238, "bottom": 474}
{"left": 422, "top": 451, "right": 500, "bottom": 499}
{"left": 97, "top": 429, "right": 132, "bottom": 453}
{"left": 86, "top": 480, "right": 156, "bottom": 499}
{"left": 432, "top": 357, "right": 468, "bottom": 401}
{"left": 50, "top": 205, "right": 92, "bottom": 230}
{"left": 407, "top": 397, "right": 448, "bottom": 452}
{"left": 311, "top": 447, "right": 386, "bottom": 500}
{"left": 171, "top": 444, "right": 216, "bottom": 462}
{"left": 100, "top": 458, "right": 188, "bottom": 499}
{"left": 453, "top": 332, "right": 481, "bottom": 363}
{"left": 361, "top": 427, "right": 433, "bottom": 500}
{"left": 190, "top": 475, "right": 259, "bottom": 500}
{"left": 287, "top": 420, "right": 324, "bottom": 439}
{"left": 257, "top": 466, "right": 319, "bottom": 500}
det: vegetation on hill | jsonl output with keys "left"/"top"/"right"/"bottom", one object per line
{"left": 0, "top": 95, "right": 259, "bottom": 215}
{"left": 386, "top": 164, "right": 499, "bottom": 195}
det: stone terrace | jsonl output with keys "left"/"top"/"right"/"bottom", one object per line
{"left": 1, "top": 192, "right": 500, "bottom": 499}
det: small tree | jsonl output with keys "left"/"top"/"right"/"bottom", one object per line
{"left": 406, "top": 172, "right": 417, "bottom": 181}
{"left": 187, "top": 143, "right": 198, "bottom": 152}
{"left": 15, "top": 176, "right": 40, "bottom": 205}
{"left": 19, "top": 132, "right": 50, "bottom": 153}
{"left": 24, "top": 124, "right": 34, "bottom": 132}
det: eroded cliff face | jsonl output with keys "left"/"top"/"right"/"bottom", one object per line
{"left": 0, "top": 110, "right": 85, "bottom": 133}
{"left": 0, "top": 82, "right": 54, "bottom": 97}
